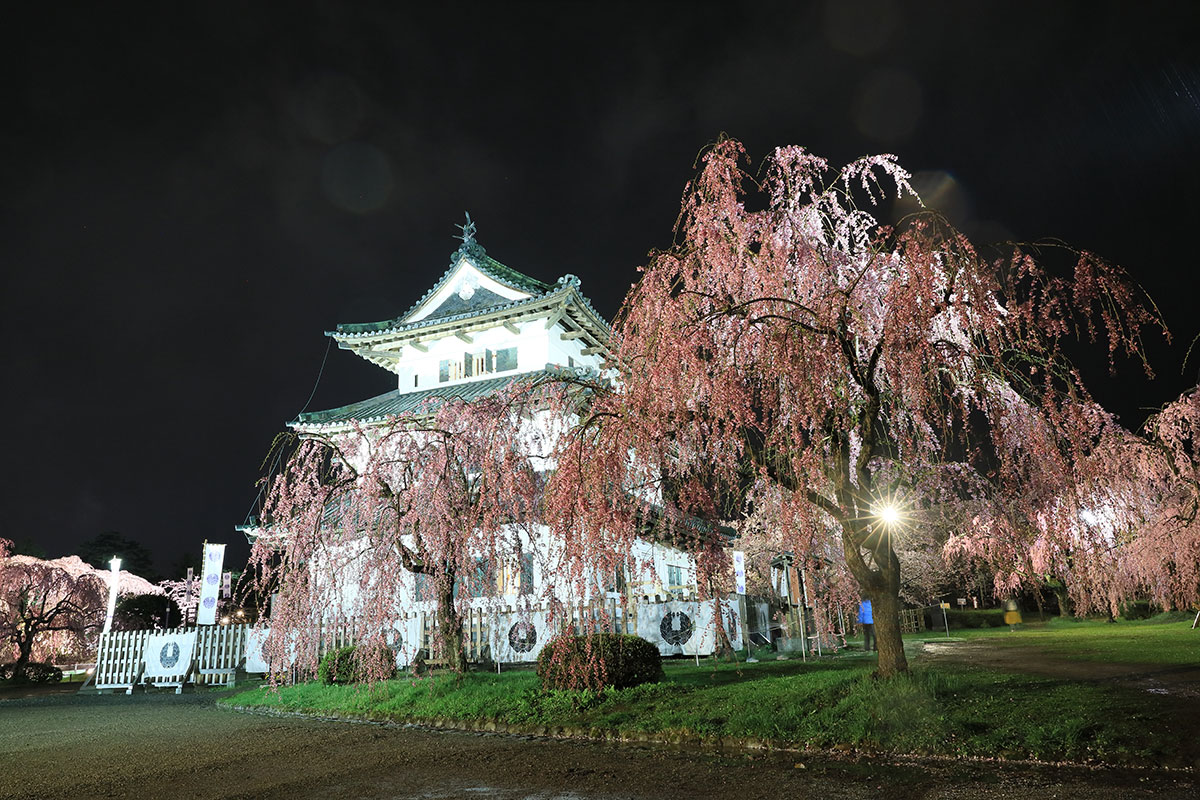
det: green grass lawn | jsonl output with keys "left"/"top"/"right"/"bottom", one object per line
{"left": 904, "top": 614, "right": 1199, "bottom": 664}
{"left": 222, "top": 616, "right": 1198, "bottom": 767}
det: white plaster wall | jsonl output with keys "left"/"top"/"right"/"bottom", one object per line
{"left": 393, "top": 319, "right": 603, "bottom": 391}
{"left": 625, "top": 538, "right": 697, "bottom": 598}
{"left": 397, "top": 324, "right": 538, "bottom": 391}
{"left": 312, "top": 520, "right": 700, "bottom": 622}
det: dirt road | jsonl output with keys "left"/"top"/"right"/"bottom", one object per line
{"left": 0, "top": 690, "right": 1195, "bottom": 799}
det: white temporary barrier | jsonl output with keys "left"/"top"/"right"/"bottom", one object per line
{"left": 93, "top": 624, "right": 247, "bottom": 693}
{"left": 635, "top": 597, "right": 740, "bottom": 657}
{"left": 490, "top": 606, "right": 550, "bottom": 662}
{"left": 93, "top": 594, "right": 753, "bottom": 691}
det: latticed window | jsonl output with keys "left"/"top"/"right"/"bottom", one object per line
{"left": 439, "top": 347, "right": 518, "bottom": 382}
{"left": 667, "top": 564, "right": 683, "bottom": 590}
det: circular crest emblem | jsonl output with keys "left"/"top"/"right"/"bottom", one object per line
{"left": 508, "top": 621, "right": 538, "bottom": 653}
{"left": 456, "top": 273, "right": 479, "bottom": 300}
{"left": 159, "top": 642, "right": 180, "bottom": 669}
{"left": 660, "top": 611, "right": 694, "bottom": 646}
{"left": 206, "top": 573, "right": 218, "bottom": 585}
{"left": 203, "top": 597, "right": 216, "bottom": 609}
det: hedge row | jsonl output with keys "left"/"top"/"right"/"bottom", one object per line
{"left": 0, "top": 662, "right": 64, "bottom": 683}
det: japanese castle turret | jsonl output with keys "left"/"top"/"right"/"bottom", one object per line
{"left": 240, "top": 219, "right": 744, "bottom": 666}
{"left": 292, "top": 217, "right": 611, "bottom": 433}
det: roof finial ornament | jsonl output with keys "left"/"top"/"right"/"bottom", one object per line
{"left": 455, "top": 211, "right": 477, "bottom": 247}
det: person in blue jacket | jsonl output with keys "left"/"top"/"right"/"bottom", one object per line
{"left": 857, "top": 598, "right": 876, "bottom": 652}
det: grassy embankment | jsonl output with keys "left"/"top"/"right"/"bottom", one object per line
{"left": 222, "top": 616, "right": 1198, "bottom": 766}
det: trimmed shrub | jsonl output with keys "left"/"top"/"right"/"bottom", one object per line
{"left": 0, "top": 662, "right": 64, "bottom": 683}
{"left": 536, "top": 633, "right": 663, "bottom": 692}
{"left": 317, "top": 644, "right": 396, "bottom": 685}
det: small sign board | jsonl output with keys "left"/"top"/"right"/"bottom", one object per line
{"left": 957, "top": 597, "right": 967, "bottom": 607}
{"left": 939, "top": 602, "right": 950, "bottom": 609}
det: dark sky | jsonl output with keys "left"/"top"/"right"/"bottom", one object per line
{"left": 3, "top": 2, "right": 1199, "bottom": 576}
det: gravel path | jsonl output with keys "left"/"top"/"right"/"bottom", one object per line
{"left": 0, "top": 690, "right": 1196, "bottom": 799}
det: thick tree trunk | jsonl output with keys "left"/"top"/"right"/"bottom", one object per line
{"left": 870, "top": 587, "right": 908, "bottom": 677}
{"left": 838, "top": 515, "right": 909, "bottom": 677}
{"left": 1050, "top": 581, "right": 1073, "bottom": 617}
{"left": 12, "top": 631, "right": 35, "bottom": 683}
{"left": 435, "top": 577, "right": 466, "bottom": 673}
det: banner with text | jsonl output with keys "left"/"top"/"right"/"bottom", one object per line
{"left": 197, "top": 543, "right": 226, "bottom": 625}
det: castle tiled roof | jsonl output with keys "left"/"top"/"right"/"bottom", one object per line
{"left": 293, "top": 369, "right": 554, "bottom": 429}
{"left": 333, "top": 240, "right": 555, "bottom": 336}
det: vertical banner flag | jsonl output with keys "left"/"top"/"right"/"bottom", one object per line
{"left": 197, "top": 543, "right": 226, "bottom": 625}
{"left": 732, "top": 550, "right": 746, "bottom": 595}
{"left": 185, "top": 567, "right": 197, "bottom": 624}
{"left": 184, "top": 568, "right": 195, "bottom": 624}
{"left": 103, "top": 557, "right": 121, "bottom": 634}
{"left": 221, "top": 571, "right": 232, "bottom": 600}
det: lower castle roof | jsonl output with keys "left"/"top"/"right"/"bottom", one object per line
{"left": 292, "top": 370, "right": 553, "bottom": 429}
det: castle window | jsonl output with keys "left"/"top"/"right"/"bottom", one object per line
{"left": 667, "top": 564, "right": 683, "bottom": 591}
{"left": 439, "top": 347, "right": 519, "bottom": 382}
{"left": 494, "top": 347, "right": 517, "bottom": 371}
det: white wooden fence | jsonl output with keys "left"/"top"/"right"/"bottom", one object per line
{"left": 92, "top": 594, "right": 747, "bottom": 689}
{"left": 93, "top": 624, "right": 247, "bottom": 693}
{"left": 847, "top": 608, "right": 926, "bottom": 636}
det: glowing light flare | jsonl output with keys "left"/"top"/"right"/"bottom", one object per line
{"left": 868, "top": 492, "right": 909, "bottom": 534}
{"left": 877, "top": 503, "right": 902, "bottom": 527}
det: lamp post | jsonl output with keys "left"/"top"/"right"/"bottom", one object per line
{"left": 102, "top": 557, "right": 121, "bottom": 634}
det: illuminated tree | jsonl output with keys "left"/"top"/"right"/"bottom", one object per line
{"left": 943, "top": 386, "right": 1199, "bottom": 619}
{"left": 0, "top": 540, "right": 107, "bottom": 680}
{"left": 1125, "top": 388, "right": 1200, "bottom": 610}
{"left": 249, "top": 387, "right": 548, "bottom": 676}
{"left": 552, "top": 138, "right": 1161, "bottom": 676}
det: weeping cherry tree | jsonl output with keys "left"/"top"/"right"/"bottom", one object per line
{"left": 551, "top": 139, "right": 1162, "bottom": 677}
{"left": 249, "top": 385, "right": 550, "bottom": 676}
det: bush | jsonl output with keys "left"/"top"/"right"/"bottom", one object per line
{"left": 1118, "top": 600, "right": 1156, "bottom": 620}
{"left": 0, "top": 662, "right": 64, "bottom": 683}
{"left": 317, "top": 644, "right": 396, "bottom": 685}
{"left": 536, "top": 633, "right": 663, "bottom": 692}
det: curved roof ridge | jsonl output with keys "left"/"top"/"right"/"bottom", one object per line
{"left": 336, "top": 239, "right": 555, "bottom": 336}
{"left": 330, "top": 283, "right": 611, "bottom": 340}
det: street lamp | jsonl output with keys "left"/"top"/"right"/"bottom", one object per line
{"left": 876, "top": 503, "right": 901, "bottom": 528}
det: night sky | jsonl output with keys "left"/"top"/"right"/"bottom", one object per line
{"left": 4, "top": 2, "right": 1199, "bottom": 576}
